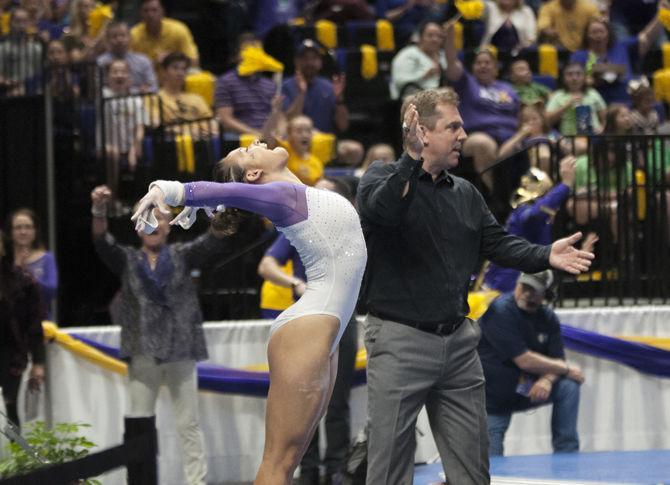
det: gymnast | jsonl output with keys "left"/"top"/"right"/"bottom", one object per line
{"left": 132, "top": 139, "right": 367, "bottom": 485}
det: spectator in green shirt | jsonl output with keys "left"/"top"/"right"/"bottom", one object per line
{"left": 570, "top": 104, "right": 635, "bottom": 242}
{"left": 509, "top": 59, "right": 551, "bottom": 107}
{"left": 546, "top": 62, "right": 607, "bottom": 136}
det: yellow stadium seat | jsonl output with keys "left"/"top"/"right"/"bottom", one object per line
{"left": 360, "top": 44, "right": 378, "bottom": 80}
{"left": 662, "top": 42, "right": 670, "bottom": 70}
{"left": 376, "top": 20, "right": 395, "bottom": 52}
{"left": 538, "top": 44, "right": 559, "bottom": 78}
{"left": 316, "top": 19, "right": 338, "bottom": 49}
{"left": 185, "top": 70, "right": 216, "bottom": 107}
{"left": 175, "top": 133, "right": 195, "bottom": 173}
{"left": 653, "top": 68, "right": 670, "bottom": 103}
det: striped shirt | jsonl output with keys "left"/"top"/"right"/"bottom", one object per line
{"left": 214, "top": 69, "right": 275, "bottom": 131}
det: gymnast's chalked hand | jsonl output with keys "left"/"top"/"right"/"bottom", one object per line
{"left": 132, "top": 185, "right": 169, "bottom": 234}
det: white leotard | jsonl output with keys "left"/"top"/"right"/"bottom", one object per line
{"left": 272, "top": 187, "right": 367, "bottom": 353}
{"left": 183, "top": 181, "right": 367, "bottom": 354}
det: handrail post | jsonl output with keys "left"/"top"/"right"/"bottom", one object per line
{"left": 123, "top": 415, "right": 158, "bottom": 485}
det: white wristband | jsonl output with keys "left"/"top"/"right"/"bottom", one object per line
{"left": 149, "top": 180, "right": 184, "bottom": 206}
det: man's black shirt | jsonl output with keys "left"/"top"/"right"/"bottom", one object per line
{"left": 357, "top": 153, "right": 551, "bottom": 325}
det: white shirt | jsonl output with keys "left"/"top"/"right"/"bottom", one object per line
{"left": 481, "top": 1, "right": 537, "bottom": 49}
{"left": 390, "top": 44, "right": 447, "bottom": 100}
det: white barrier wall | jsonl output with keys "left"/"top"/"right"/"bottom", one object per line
{"left": 41, "top": 307, "right": 670, "bottom": 484}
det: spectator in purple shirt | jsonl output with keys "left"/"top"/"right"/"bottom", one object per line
{"left": 215, "top": 33, "right": 277, "bottom": 138}
{"left": 6, "top": 208, "right": 58, "bottom": 320}
{"left": 483, "top": 157, "right": 581, "bottom": 293}
{"left": 444, "top": 22, "right": 520, "bottom": 193}
{"left": 97, "top": 21, "right": 158, "bottom": 94}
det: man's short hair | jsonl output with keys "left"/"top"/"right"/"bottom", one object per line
{"left": 161, "top": 52, "right": 191, "bottom": 70}
{"left": 411, "top": 88, "right": 460, "bottom": 130}
{"left": 106, "top": 20, "right": 129, "bottom": 32}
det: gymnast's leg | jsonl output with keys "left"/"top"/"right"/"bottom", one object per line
{"left": 254, "top": 314, "right": 340, "bottom": 485}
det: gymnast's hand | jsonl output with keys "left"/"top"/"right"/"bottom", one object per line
{"left": 131, "top": 186, "right": 166, "bottom": 234}
{"left": 132, "top": 181, "right": 183, "bottom": 233}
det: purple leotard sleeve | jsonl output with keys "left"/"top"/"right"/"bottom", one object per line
{"left": 183, "top": 181, "right": 308, "bottom": 227}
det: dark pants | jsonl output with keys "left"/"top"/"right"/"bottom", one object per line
{"left": 365, "top": 315, "right": 490, "bottom": 485}
{"left": 300, "top": 317, "right": 358, "bottom": 478}
{"left": 0, "top": 350, "right": 22, "bottom": 427}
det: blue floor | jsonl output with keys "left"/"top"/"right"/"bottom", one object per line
{"left": 414, "top": 450, "right": 670, "bottom": 484}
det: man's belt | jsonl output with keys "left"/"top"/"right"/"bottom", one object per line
{"left": 368, "top": 310, "right": 464, "bottom": 336}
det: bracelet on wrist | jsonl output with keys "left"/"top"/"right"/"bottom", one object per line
{"left": 91, "top": 206, "right": 107, "bottom": 218}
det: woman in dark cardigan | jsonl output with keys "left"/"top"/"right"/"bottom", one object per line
{"left": 0, "top": 230, "right": 45, "bottom": 428}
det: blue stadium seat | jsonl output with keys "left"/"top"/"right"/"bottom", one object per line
{"left": 533, "top": 74, "right": 557, "bottom": 91}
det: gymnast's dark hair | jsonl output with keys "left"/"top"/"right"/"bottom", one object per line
{"left": 210, "top": 156, "right": 256, "bottom": 236}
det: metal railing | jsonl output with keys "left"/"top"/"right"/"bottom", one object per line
{"left": 549, "top": 135, "right": 670, "bottom": 305}
{"left": 0, "top": 416, "right": 157, "bottom": 485}
{"left": 0, "top": 34, "right": 44, "bottom": 98}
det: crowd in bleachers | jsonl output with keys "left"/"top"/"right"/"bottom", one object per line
{"left": 2, "top": 5, "right": 670, "bottom": 482}
{"left": 2, "top": 0, "right": 670, "bottom": 191}
{"left": 1, "top": 0, "right": 670, "bottom": 311}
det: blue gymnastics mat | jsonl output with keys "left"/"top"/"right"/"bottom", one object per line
{"left": 413, "top": 450, "right": 670, "bottom": 484}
